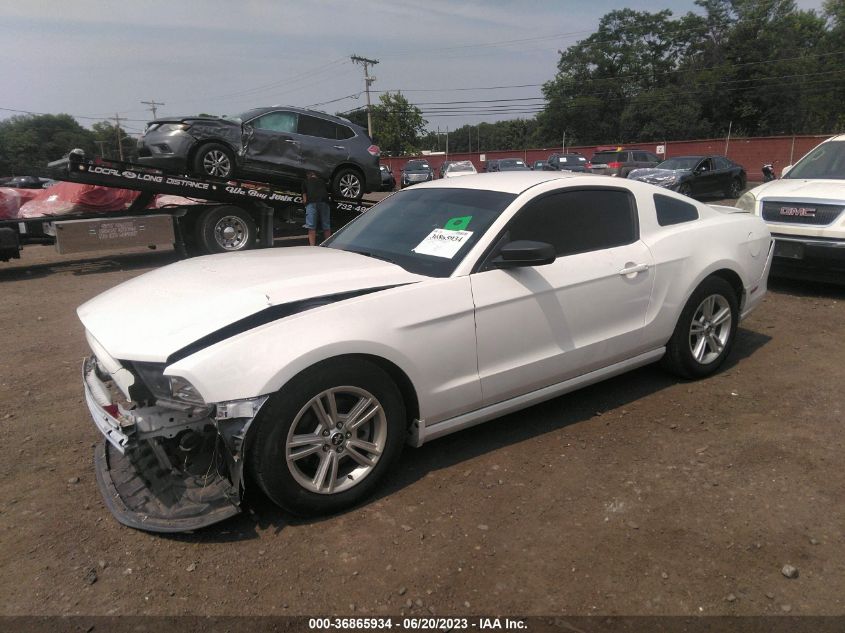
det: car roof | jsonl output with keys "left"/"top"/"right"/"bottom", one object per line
{"left": 408, "top": 171, "right": 600, "bottom": 194}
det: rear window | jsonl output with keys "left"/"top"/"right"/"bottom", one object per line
{"left": 592, "top": 152, "right": 624, "bottom": 163}
{"left": 654, "top": 194, "right": 699, "bottom": 226}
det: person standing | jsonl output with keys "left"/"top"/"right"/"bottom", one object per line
{"left": 302, "top": 171, "right": 331, "bottom": 246}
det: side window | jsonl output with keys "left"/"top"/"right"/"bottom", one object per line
{"left": 298, "top": 114, "right": 338, "bottom": 138}
{"left": 646, "top": 153, "right": 660, "bottom": 162}
{"left": 336, "top": 124, "right": 355, "bottom": 140}
{"left": 697, "top": 158, "right": 713, "bottom": 172}
{"left": 251, "top": 111, "right": 297, "bottom": 133}
{"left": 654, "top": 194, "right": 699, "bottom": 226}
{"left": 505, "top": 189, "right": 638, "bottom": 257}
{"left": 713, "top": 156, "right": 731, "bottom": 170}
{"left": 634, "top": 151, "right": 648, "bottom": 161}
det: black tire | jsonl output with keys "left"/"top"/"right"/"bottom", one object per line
{"left": 677, "top": 182, "right": 693, "bottom": 197}
{"left": 662, "top": 276, "right": 739, "bottom": 379}
{"left": 249, "top": 358, "right": 406, "bottom": 516}
{"left": 195, "top": 205, "right": 257, "bottom": 254}
{"left": 192, "top": 142, "right": 235, "bottom": 179}
{"left": 332, "top": 167, "right": 364, "bottom": 200}
{"left": 726, "top": 177, "right": 743, "bottom": 199}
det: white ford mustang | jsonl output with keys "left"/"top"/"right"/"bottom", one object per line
{"left": 79, "top": 172, "right": 773, "bottom": 532}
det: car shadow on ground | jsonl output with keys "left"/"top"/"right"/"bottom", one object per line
{"left": 0, "top": 249, "right": 180, "bottom": 282}
{"left": 169, "top": 327, "right": 771, "bottom": 543}
{"left": 769, "top": 275, "right": 845, "bottom": 299}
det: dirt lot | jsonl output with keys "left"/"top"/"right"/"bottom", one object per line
{"left": 0, "top": 230, "right": 843, "bottom": 619}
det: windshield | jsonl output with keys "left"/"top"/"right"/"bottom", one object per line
{"left": 656, "top": 157, "right": 701, "bottom": 170}
{"left": 560, "top": 155, "right": 586, "bottom": 163}
{"left": 447, "top": 162, "right": 475, "bottom": 173}
{"left": 405, "top": 161, "right": 430, "bottom": 172}
{"left": 234, "top": 108, "right": 266, "bottom": 123}
{"left": 324, "top": 188, "right": 516, "bottom": 277}
{"left": 785, "top": 141, "right": 845, "bottom": 180}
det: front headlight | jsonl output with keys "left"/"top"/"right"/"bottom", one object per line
{"left": 736, "top": 191, "right": 757, "bottom": 214}
{"left": 132, "top": 362, "right": 206, "bottom": 406}
{"left": 159, "top": 123, "right": 190, "bottom": 133}
{"left": 169, "top": 376, "right": 205, "bottom": 406}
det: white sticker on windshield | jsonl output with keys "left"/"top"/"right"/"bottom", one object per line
{"left": 413, "top": 228, "right": 473, "bottom": 259}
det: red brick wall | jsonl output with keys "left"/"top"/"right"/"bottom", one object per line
{"left": 381, "top": 134, "right": 831, "bottom": 182}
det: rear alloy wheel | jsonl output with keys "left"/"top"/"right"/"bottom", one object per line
{"left": 727, "top": 178, "right": 743, "bottom": 199}
{"left": 192, "top": 143, "right": 235, "bottom": 179}
{"left": 250, "top": 358, "right": 405, "bottom": 516}
{"left": 662, "top": 276, "right": 739, "bottom": 379}
{"left": 196, "top": 206, "right": 257, "bottom": 254}
{"left": 332, "top": 168, "right": 364, "bottom": 200}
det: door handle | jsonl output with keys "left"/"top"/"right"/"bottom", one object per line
{"left": 619, "top": 263, "right": 649, "bottom": 275}
{"left": 285, "top": 139, "right": 299, "bottom": 144}
{"left": 333, "top": 145, "right": 345, "bottom": 150}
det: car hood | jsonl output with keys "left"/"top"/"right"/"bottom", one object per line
{"left": 78, "top": 247, "right": 426, "bottom": 363}
{"left": 749, "top": 178, "right": 845, "bottom": 201}
{"left": 628, "top": 168, "right": 690, "bottom": 181}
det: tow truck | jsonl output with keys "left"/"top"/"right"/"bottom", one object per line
{"left": 0, "top": 149, "right": 375, "bottom": 262}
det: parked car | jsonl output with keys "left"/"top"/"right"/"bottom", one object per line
{"left": 590, "top": 148, "right": 660, "bottom": 177}
{"left": 736, "top": 133, "right": 845, "bottom": 281}
{"left": 79, "top": 171, "right": 772, "bottom": 531}
{"left": 442, "top": 160, "right": 477, "bottom": 178}
{"left": 400, "top": 160, "right": 434, "bottom": 187}
{"left": 627, "top": 155, "right": 747, "bottom": 198}
{"left": 485, "top": 159, "right": 500, "bottom": 172}
{"left": 0, "top": 176, "right": 55, "bottom": 189}
{"left": 495, "top": 158, "right": 531, "bottom": 172}
{"left": 438, "top": 161, "right": 457, "bottom": 178}
{"left": 137, "top": 106, "right": 380, "bottom": 199}
{"left": 532, "top": 160, "right": 549, "bottom": 171}
{"left": 379, "top": 164, "right": 396, "bottom": 191}
{"left": 546, "top": 153, "right": 589, "bottom": 173}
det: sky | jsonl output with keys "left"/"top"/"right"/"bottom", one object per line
{"left": 0, "top": 0, "right": 827, "bottom": 137}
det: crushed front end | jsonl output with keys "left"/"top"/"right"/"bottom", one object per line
{"left": 82, "top": 348, "right": 267, "bottom": 533}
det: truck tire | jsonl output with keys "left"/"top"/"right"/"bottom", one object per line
{"left": 195, "top": 206, "right": 257, "bottom": 254}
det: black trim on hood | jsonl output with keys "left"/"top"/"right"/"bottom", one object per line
{"left": 166, "top": 284, "right": 412, "bottom": 365}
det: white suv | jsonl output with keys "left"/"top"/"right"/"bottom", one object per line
{"left": 737, "top": 134, "right": 845, "bottom": 281}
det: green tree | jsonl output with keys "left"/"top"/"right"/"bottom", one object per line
{"left": 91, "top": 120, "right": 136, "bottom": 160}
{"left": 0, "top": 114, "right": 95, "bottom": 176}
{"left": 369, "top": 92, "right": 427, "bottom": 156}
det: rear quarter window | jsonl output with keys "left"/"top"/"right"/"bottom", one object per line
{"left": 654, "top": 193, "right": 699, "bottom": 226}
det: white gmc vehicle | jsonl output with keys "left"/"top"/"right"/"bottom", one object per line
{"left": 737, "top": 134, "right": 845, "bottom": 281}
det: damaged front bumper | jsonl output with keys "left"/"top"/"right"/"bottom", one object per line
{"left": 83, "top": 356, "right": 267, "bottom": 533}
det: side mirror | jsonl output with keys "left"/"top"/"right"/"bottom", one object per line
{"left": 491, "top": 240, "right": 556, "bottom": 268}
{"left": 781, "top": 165, "right": 793, "bottom": 177}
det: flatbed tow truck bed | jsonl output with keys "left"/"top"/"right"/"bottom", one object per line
{"left": 0, "top": 151, "right": 376, "bottom": 262}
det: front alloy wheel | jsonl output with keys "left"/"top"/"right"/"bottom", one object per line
{"left": 250, "top": 358, "right": 405, "bottom": 516}
{"left": 285, "top": 386, "right": 387, "bottom": 494}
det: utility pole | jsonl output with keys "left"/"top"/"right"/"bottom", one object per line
{"left": 141, "top": 99, "right": 165, "bottom": 119}
{"left": 95, "top": 140, "right": 108, "bottom": 158}
{"left": 350, "top": 55, "right": 379, "bottom": 138}
{"left": 114, "top": 113, "right": 124, "bottom": 161}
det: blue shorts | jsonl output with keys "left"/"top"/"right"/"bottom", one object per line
{"left": 305, "top": 202, "right": 331, "bottom": 230}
